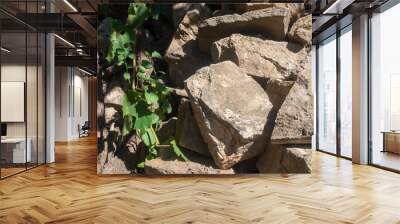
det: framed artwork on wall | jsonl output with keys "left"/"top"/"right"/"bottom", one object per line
{"left": 97, "top": 2, "right": 313, "bottom": 175}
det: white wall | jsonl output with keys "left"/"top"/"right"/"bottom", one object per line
{"left": 55, "top": 66, "right": 89, "bottom": 141}
{"left": 1, "top": 64, "right": 39, "bottom": 137}
{"left": 1, "top": 63, "right": 46, "bottom": 164}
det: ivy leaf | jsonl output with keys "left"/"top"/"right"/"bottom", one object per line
{"left": 137, "top": 162, "right": 144, "bottom": 168}
{"left": 140, "top": 128, "right": 157, "bottom": 148}
{"left": 141, "top": 59, "right": 152, "bottom": 69}
{"left": 151, "top": 51, "right": 162, "bottom": 59}
{"left": 160, "top": 100, "right": 172, "bottom": 114}
{"left": 123, "top": 72, "right": 131, "bottom": 81}
{"left": 127, "top": 52, "right": 135, "bottom": 60}
{"left": 144, "top": 88, "right": 159, "bottom": 105}
{"left": 122, "top": 95, "right": 138, "bottom": 117}
{"left": 139, "top": 65, "right": 146, "bottom": 73}
{"left": 127, "top": 3, "right": 149, "bottom": 28}
{"left": 137, "top": 71, "right": 148, "bottom": 81}
{"left": 134, "top": 113, "right": 159, "bottom": 131}
{"left": 111, "top": 19, "right": 124, "bottom": 32}
{"left": 170, "top": 139, "right": 189, "bottom": 162}
{"left": 163, "top": 86, "right": 173, "bottom": 96}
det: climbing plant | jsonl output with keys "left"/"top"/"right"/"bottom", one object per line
{"left": 106, "top": 3, "right": 188, "bottom": 168}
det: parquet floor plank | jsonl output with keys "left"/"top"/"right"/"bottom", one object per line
{"left": 0, "top": 135, "right": 400, "bottom": 223}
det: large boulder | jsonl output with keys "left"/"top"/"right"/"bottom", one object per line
{"left": 198, "top": 7, "right": 290, "bottom": 53}
{"left": 256, "top": 144, "right": 312, "bottom": 173}
{"left": 271, "top": 53, "right": 313, "bottom": 144}
{"left": 176, "top": 99, "right": 210, "bottom": 156}
{"left": 185, "top": 61, "right": 273, "bottom": 169}
{"left": 234, "top": 3, "right": 304, "bottom": 22}
{"left": 165, "top": 5, "right": 212, "bottom": 88}
{"left": 288, "top": 15, "right": 312, "bottom": 46}
{"left": 211, "top": 34, "right": 302, "bottom": 88}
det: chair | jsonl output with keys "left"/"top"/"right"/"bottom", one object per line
{"left": 79, "top": 121, "right": 90, "bottom": 138}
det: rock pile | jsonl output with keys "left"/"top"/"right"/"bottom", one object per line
{"left": 154, "top": 3, "right": 313, "bottom": 174}
{"left": 147, "top": 3, "right": 313, "bottom": 174}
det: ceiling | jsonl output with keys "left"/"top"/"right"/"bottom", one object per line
{"left": 0, "top": 0, "right": 396, "bottom": 73}
{"left": 0, "top": 0, "right": 100, "bottom": 73}
{"left": 311, "top": 0, "right": 391, "bottom": 43}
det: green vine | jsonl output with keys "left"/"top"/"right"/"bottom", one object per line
{"left": 105, "top": 3, "right": 188, "bottom": 168}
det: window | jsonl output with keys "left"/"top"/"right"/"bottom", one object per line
{"left": 370, "top": 3, "right": 400, "bottom": 171}
{"left": 0, "top": 1, "right": 47, "bottom": 179}
{"left": 340, "top": 26, "right": 352, "bottom": 158}
{"left": 317, "top": 35, "right": 337, "bottom": 154}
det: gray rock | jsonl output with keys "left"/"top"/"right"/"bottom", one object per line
{"left": 165, "top": 5, "right": 212, "bottom": 88}
{"left": 185, "top": 61, "right": 273, "bottom": 169}
{"left": 256, "top": 144, "right": 286, "bottom": 173}
{"left": 176, "top": 99, "right": 210, "bottom": 156}
{"left": 198, "top": 7, "right": 290, "bottom": 53}
{"left": 157, "top": 117, "right": 178, "bottom": 144}
{"left": 211, "top": 34, "right": 302, "bottom": 88}
{"left": 172, "top": 3, "right": 208, "bottom": 28}
{"left": 271, "top": 52, "right": 313, "bottom": 144}
{"left": 144, "top": 158, "right": 234, "bottom": 175}
{"left": 288, "top": 15, "right": 312, "bottom": 46}
{"left": 144, "top": 148, "right": 234, "bottom": 175}
{"left": 104, "top": 107, "right": 118, "bottom": 124}
{"left": 104, "top": 86, "right": 124, "bottom": 106}
{"left": 256, "top": 144, "right": 312, "bottom": 173}
{"left": 97, "top": 144, "right": 131, "bottom": 174}
{"left": 281, "top": 147, "right": 312, "bottom": 173}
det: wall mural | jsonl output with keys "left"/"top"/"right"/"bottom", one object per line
{"left": 97, "top": 3, "right": 312, "bottom": 175}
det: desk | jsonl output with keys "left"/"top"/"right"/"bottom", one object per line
{"left": 382, "top": 131, "right": 400, "bottom": 154}
{"left": 1, "top": 138, "right": 31, "bottom": 163}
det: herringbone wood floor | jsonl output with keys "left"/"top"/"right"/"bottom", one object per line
{"left": 1, "top": 136, "right": 400, "bottom": 224}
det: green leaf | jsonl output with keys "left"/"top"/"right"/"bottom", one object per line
{"left": 127, "top": 3, "right": 149, "bottom": 27}
{"left": 148, "top": 146, "right": 158, "bottom": 157}
{"left": 144, "top": 89, "right": 159, "bottom": 105}
{"left": 124, "top": 72, "right": 131, "bottom": 81}
{"left": 160, "top": 100, "right": 172, "bottom": 114}
{"left": 111, "top": 19, "right": 124, "bottom": 31}
{"left": 140, "top": 128, "right": 157, "bottom": 147}
{"left": 122, "top": 95, "right": 138, "bottom": 118}
{"left": 139, "top": 65, "right": 146, "bottom": 73}
{"left": 163, "top": 87, "right": 173, "bottom": 96}
{"left": 134, "top": 113, "right": 159, "bottom": 131}
{"left": 127, "top": 52, "right": 135, "bottom": 60}
{"left": 170, "top": 139, "right": 189, "bottom": 162}
{"left": 136, "top": 71, "right": 148, "bottom": 81}
{"left": 141, "top": 59, "right": 152, "bottom": 69}
{"left": 151, "top": 51, "right": 162, "bottom": 59}
{"left": 137, "top": 162, "right": 144, "bottom": 168}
